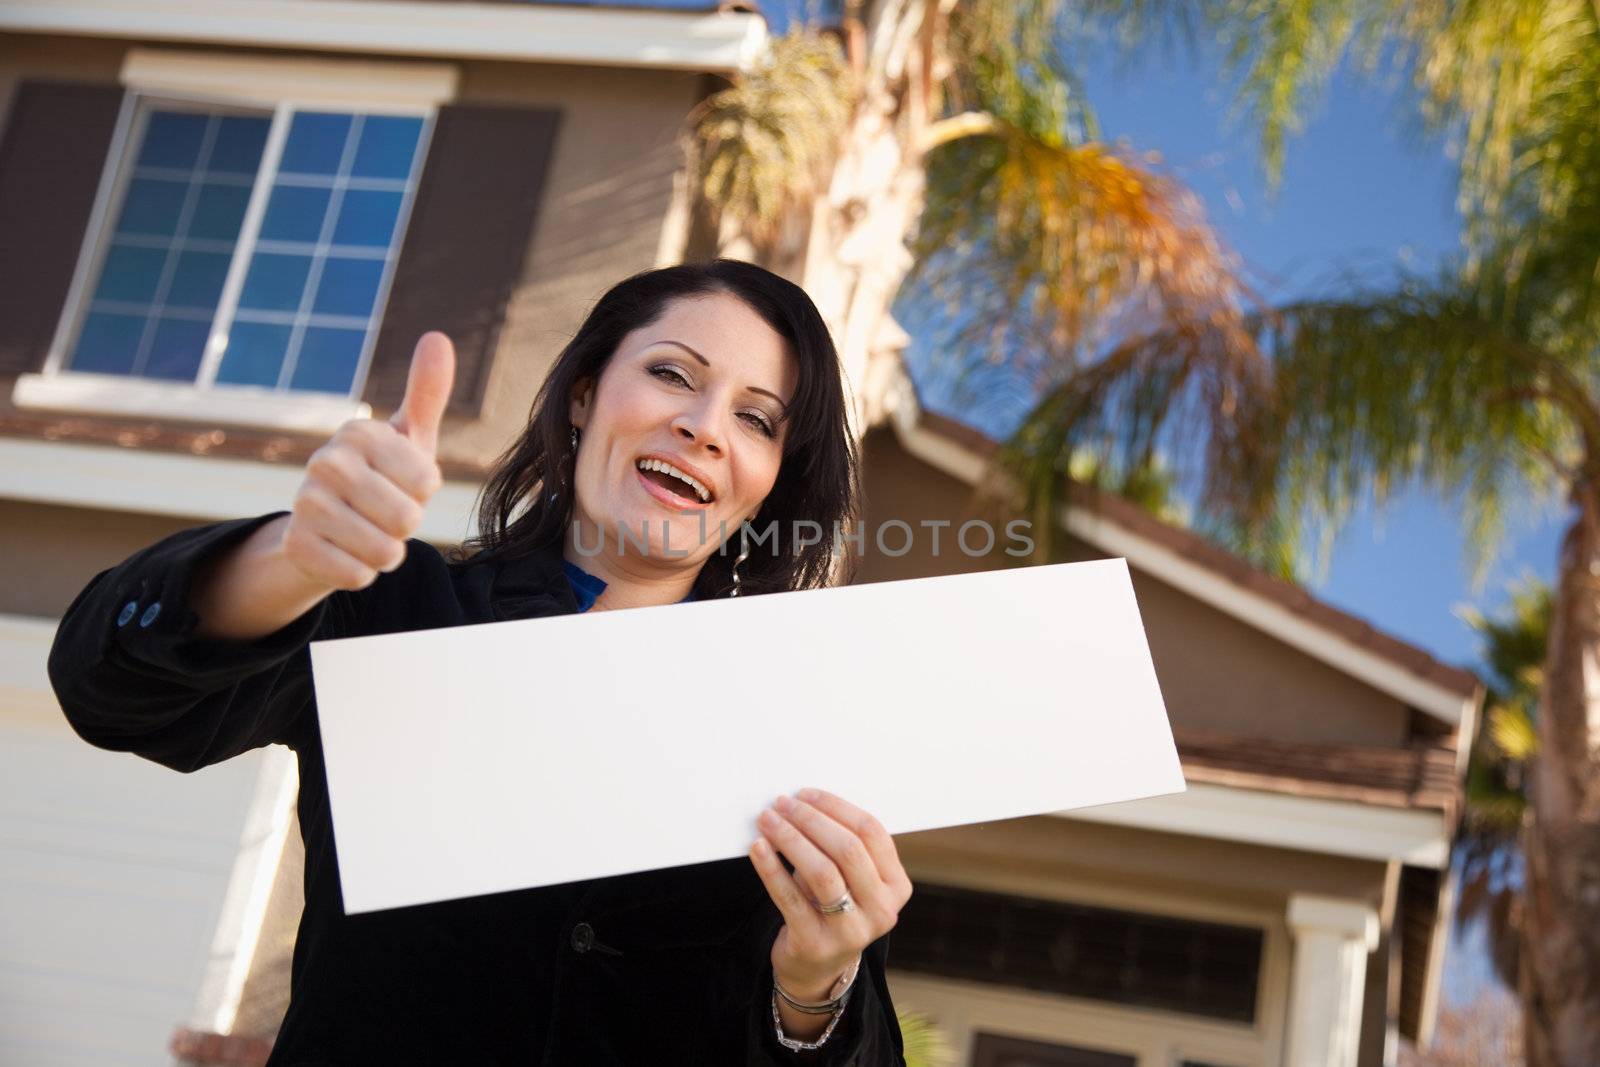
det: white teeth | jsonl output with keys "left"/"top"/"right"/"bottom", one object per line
{"left": 637, "top": 458, "right": 711, "bottom": 503}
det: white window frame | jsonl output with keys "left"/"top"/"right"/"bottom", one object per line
{"left": 12, "top": 48, "right": 459, "bottom": 434}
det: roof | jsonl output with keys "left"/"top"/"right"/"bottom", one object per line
{"left": 1174, "top": 729, "right": 1460, "bottom": 818}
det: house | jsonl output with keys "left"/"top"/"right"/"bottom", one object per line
{"left": 0, "top": 3, "right": 1478, "bottom": 1066}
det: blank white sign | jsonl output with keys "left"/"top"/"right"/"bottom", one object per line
{"left": 310, "top": 557, "right": 1185, "bottom": 914}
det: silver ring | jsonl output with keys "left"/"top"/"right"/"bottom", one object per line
{"left": 813, "top": 891, "right": 856, "bottom": 915}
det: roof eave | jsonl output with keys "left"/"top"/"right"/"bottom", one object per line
{"left": 0, "top": 0, "right": 770, "bottom": 75}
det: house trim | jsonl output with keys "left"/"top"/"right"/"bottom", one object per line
{"left": 883, "top": 372, "right": 1477, "bottom": 727}
{"left": 0, "top": 437, "right": 482, "bottom": 545}
{"left": 0, "top": 0, "right": 769, "bottom": 75}
{"left": 188, "top": 748, "right": 298, "bottom": 1036}
{"left": 1062, "top": 781, "right": 1449, "bottom": 868}
{"left": 14, "top": 374, "right": 372, "bottom": 435}
{"left": 120, "top": 46, "right": 461, "bottom": 108}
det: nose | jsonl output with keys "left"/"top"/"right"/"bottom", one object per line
{"left": 671, "top": 402, "right": 725, "bottom": 457}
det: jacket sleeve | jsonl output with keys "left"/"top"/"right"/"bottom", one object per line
{"left": 738, "top": 906, "right": 906, "bottom": 1066}
{"left": 47, "top": 511, "right": 359, "bottom": 773}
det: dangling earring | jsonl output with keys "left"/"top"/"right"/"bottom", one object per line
{"left": 570, "top": 426, "right": 579, "bottom": 452}
{"left": 729, "top": 522, "right": 751, "bottom": 598}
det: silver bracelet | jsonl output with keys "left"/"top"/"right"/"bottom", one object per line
{"left": 773, "top": 953, "right": 861, "bottom": 1014}
{"left": 770, "top": 957, "right": 859, "bottom": 1052}
{"left": 771, "top": 987, "right": 847, "bottom": 1051}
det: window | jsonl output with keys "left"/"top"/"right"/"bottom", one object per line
{"left": 67, "top": 102, "right": 425, "bottom": 396}
{"left": 889, "top": 882, "right": 1265, "bottom": 1024}
{"left": 11, "top": 49, "right": 458, "bottom": 432}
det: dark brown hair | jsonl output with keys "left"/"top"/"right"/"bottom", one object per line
{"left": 455, "top": 259, "right": 861, "bottom": 598}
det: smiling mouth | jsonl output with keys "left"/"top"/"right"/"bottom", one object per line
{"left": 635, "top": 458, "right": 714, "bottom": 507}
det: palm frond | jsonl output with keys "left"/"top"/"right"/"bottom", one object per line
{"left": 683, "top": 27, "right": 856, "bottom": 247}
{"left": 897, "top": 1009, "right": 958, "bottom": 1067}
{"left": 910, "top": 124, "right": 1256, "bottom": 385}
{"left": 1002, "top": 258, "right": 1581, "bottom": 583}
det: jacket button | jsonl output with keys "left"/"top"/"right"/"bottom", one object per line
{"left": 139, "top": 602, "right": 162, "bottom": 628}
{"left": 117, "top": 601, "right": 138, "bottom": 627}
{"left": 570, "top": 922, "right": 594, "bottom": 953}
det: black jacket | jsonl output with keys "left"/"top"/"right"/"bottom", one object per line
{"left": 47, "top": 512, "right": 905, "bottom": 1066}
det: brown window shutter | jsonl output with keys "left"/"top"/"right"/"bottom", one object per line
{"left": 365, "top": 103, "right": 561, "bottom": 417}
{"left": 0, "top": 80, "right": 126, "bottom": 376}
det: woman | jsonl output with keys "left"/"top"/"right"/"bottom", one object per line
{"left": 48, "top": 259, "right": 911, "bottom": 1065}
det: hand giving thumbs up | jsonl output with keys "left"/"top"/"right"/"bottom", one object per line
{"left": 281, "top": 332, "right": 456, "bottom": 591}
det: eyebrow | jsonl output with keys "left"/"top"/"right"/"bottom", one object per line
{"left": 654, "top": 340, "right": 789, "bottom": 411}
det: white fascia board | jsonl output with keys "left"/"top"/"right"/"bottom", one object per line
{"left": 0, "top": 436, "right": 480, "bottom": 546}
{"left": 1062, "top": 781, "right": 1450, "bottom": 869}
{"left": 884, "top": 377, "right": 1475, "bottom": 727}
{"left": 0, "top": 0, "right": 769, "bottom": 75}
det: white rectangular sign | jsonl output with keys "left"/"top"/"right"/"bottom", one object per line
{"left": 310, "top": 558, "right": 1185, "bottom": 914}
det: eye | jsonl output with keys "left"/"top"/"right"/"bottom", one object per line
{"left": 740, "top": 411, "right": 777, "bottom": 438}
{"left": 649, "top": 364, "right": 690, "bottom": 387}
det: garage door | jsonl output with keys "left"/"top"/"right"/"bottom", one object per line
{"left": 1, "top": 615, "right": 265, "bottom": 1067}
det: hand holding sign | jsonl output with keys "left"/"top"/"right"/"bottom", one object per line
{"left": 282, "top": 332, "right": 455, "bottom": 591}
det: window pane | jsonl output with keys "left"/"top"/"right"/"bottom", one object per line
{"left": 332, "top": 189, "right": 403, "bottom": 248}
{"left": 115, "top": 178, "right": 187, "bottom": 237}
{"left": 208, "top": 115, "right": 270, "bottom": 175}
{"left": 166, "top": 250, "right": 231, "bottom": 311}
{"left": 136, "top": 111, "right": 206, "bottom": 169}
{"left": 190, "top": 182, "right": 252, "bottom": 241}
{"left": 216, "top": 321, "right": 294, "bottom": 387}
{"left": 289, "top": 326, "right": 365, "bottom": 394}
{"left": 351, "top": 115, "right": 423, "bottom": 179}
{"left": 92, "top": 244, "right": 167, "bottom": 304}
{"left": 239, "top": 253, "right": 313, "bottom": 312}
{"left": 143, "top": 317, "right": 210, "bottom": 381}
{"left": 67, "top": 312, "right": 146, "bottom": 375}
{"left": 280, "top": 112, "right": 352, "bottom": 175}
{"left": 66, "top": 103, "right": 427, "bottom": 399}
{"left": 259, "top": 183, "right": 332, "bottom": 243}
{"left": 312, "top": 257, "right": 384, "bottom": 317}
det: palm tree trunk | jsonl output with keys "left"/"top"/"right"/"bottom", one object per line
{"left": 1520, "top": 484, "right": 1600, "bottom": 1067}
{"left": 722, "top": 0, "right": 954, "bottom": 435}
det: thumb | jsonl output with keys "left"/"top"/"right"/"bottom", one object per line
{"left": 390, "top": 331, "right": 455, "bottom": 455}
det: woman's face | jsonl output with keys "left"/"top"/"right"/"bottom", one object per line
{"left": 568, "top": 291, "right": 800, "bottom": 569}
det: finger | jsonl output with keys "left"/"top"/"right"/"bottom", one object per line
{"left": 388, "top": 331, "right": 455, "bottom": 455}
{"left": 283, "top": 520, "right": 379, "bottom": 590}
{"left": 297, "top": 486, "right": 407, "bottom": 573}
{"left": 343, "top": 466, "right": 426, "bottom": 541}
{"left": 362, "top": 425, "right": 444, "bottom": 504}
{"left": 747, "top": 837, "right": 822, "bottom": 939}
{"left": 797, "top": 788, "right": 913, "bottom": 904}
{"left": 772, "top": 797, "right": 894, "bottom": 913}
{"left": 308, "top": 442, "right": 426, "bottom": 539}
{"left": 757, "top": 806, "right": 854, "bottom": 913}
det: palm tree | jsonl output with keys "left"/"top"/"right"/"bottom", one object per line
{"left": 681, "top": 2, "right": 1600, "bottom": 1063}
{"left": 681, "top": 2, "right": 1254, "bottom": 437}
{"left": 1456, "top": 577, "right": 1550, "bottom": 993}
{"left": 993, "top": 4, "right": 1600, "bottom": 1064}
